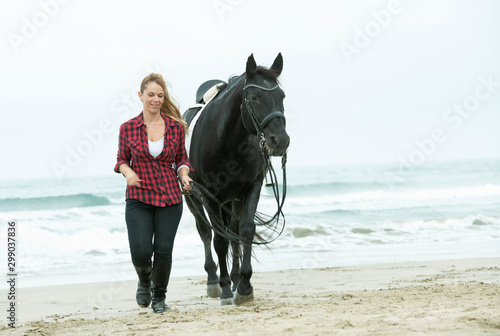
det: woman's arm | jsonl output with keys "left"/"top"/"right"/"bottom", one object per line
{"left": 115, "top": 124, "right": 142, "bottom": 187}
{"left": 175, "top": 126, "right": 193, "bottom": 192}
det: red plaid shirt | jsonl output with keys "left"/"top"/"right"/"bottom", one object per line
{"left": 114, "top": 112, "right": 192, "bottom": 207}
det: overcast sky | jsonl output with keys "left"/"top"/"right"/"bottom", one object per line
{"left": 1, "top": 0, "right": 499, "bottom": 180}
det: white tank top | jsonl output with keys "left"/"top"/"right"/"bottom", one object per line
{"left": 148, "top": 136, "right": 164, "bottom": 158}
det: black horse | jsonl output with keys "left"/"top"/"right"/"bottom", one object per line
{"left": 184, "top": 53, "right": 290, "bottom": 305}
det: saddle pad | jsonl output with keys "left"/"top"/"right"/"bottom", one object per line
{"left": 184, "top": 84, "right": 223, "bottom": 156}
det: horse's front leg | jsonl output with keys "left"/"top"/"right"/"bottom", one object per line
{"left": 213, "top": 203, "right": 233, "bottom": 305}
{"left": 233, "top": 182, "right": 261, "bottom": 305}
{"left": 230, "top": 240, "right": 241, "bottom": 292}
{"left": 230, "top": 200, "right": 244, "bottom": 292}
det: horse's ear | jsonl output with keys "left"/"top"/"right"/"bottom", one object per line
{"left": 270, "top": 53, "right": 283, "bottom": 77}
{"left": 246, "top": 54, "right": 257, "bottom": 78}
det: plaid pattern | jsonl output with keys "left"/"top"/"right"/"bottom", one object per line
{"left": 114, "top": 112, "right": 192, "bottom": 207}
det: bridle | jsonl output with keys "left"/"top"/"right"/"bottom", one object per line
{"left": 241, "top": 82, "right": 286, "bottom": 142}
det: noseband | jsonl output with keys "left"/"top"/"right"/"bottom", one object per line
{"left": 240, "top": 82, "right": 286, "bottom": 139}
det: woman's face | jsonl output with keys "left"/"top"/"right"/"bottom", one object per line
{"left": 139, "top": 81, "right": 164, "bottom": 114}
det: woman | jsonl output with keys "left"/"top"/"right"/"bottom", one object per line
{"left": 114, "top": 73, "right": 192, "bottom": 313}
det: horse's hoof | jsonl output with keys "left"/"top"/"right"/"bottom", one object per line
{"left": 220, "top": 297, "right": 233, "bottom": 306}
{"left": 232, "top": 290, "right": 254, "bottom": 305}
{"left": 207, "top": 283, "right": 222, "bottom": 298}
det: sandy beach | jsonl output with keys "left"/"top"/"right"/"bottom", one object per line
{"left": 1, "top": 258, "right": 499, "bottom": 335}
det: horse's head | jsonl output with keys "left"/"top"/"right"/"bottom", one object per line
{"left": 241, "top": 53, "right": 290, "bottom": 157}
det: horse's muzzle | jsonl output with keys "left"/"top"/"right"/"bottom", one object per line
{"left": 266, "top": 131, "right": 290, "bottom": 157}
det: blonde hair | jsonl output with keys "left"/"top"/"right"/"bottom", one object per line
{"left": 140, "top": 73, "right": 188, "bottom": 133}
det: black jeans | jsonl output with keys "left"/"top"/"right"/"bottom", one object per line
{"left": 125, "top": 198, "right": 182, "bottom": 266}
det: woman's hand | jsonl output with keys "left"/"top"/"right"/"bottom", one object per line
{"left": 119, "top": 164, "right": 142, "bottom": 187}
{"left": 125, "top": 171, "right": 142, "bottom": 187}
{"left": 179, "top": 174, "right": 192, "bottom": 194}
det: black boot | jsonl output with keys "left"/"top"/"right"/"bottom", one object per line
{"left": 151, "top": 256, "right": 172, "bottom": 313}
{"left": 133, "top": 261, "right": 152, "bottom": 308}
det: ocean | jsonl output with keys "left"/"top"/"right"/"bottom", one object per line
{"left": 1, "top": 158, "right": 499, "bottom": 289}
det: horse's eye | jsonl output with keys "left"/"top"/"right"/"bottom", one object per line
{"left": 251, "top": 96, "right": 258, "bottom": 102}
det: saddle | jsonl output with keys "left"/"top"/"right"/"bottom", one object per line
{"left": 183, "top": 79, "right": 227, "bottom": 126}
{"left": 183, "top": 79, "right": 227, "bottom": 155}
